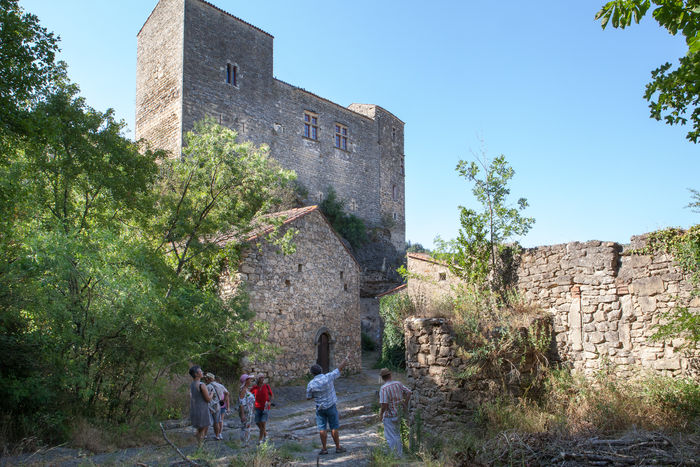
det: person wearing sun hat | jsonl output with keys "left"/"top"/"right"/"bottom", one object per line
{"left": 238, "top": 373, "right": 256, "bottom": 446}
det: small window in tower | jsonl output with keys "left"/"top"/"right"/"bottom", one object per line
{"left": 439, "top": 272, "right": 446, "bottom": 281}
{"left": 340, "top": 271, "right": 344, "bottom": 279}
{"left": 344, "top": 283, "right": 348, "bottom": 291}
{"left": 335, "top": 123, "right": 348, "bottom": 150}
{"left": 226, "top": 63, "right": 238, "bottom": 87}
{"left": 392, "top": 127, "right": 396, "bottom": 142}
{"left": 304, "top": 111, "right": 319, "bottom": 140}
{"left": 285, "top": 279, "right": 291, "bottom": 287}
{"left": 393, "top": 212, "right": 398, "bottom": 221}
{"left": 392, "top": 185, "right": 398, "bottom": 201}
{"left": 298, "top": 264, "right": 303, "bottom": 272}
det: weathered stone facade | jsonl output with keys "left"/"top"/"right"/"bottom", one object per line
{"left": 219, "top": 206, "right": 361, "bottom": 382}
{"left": 406, "top": 252, "right": 462, "bottom": 313}
{"left": 405, "top": 234, "right": 699, "bottom": 379}
{"left": 136, "top": 0, "right": 405, "bottom": 252}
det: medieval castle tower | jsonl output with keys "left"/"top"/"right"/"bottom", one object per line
{"left": 135, "top": 0, "right": 405, "bottom": 252}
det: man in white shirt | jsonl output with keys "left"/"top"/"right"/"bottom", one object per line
{"left": 306, "top": 354, "right": 350, "bottom": 455}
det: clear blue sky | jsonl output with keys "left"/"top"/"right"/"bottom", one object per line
{"left": 20, "top": 0, "right": 699, "bottom": 248}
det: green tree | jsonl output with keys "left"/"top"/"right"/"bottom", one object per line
{"left": 152, "top": 118, "right": 297, "bottom": 285}
{"left": 0, "top": 0, "right": 62, "bottom": 135}
{"left": 451, "top": 154, "right": 534, "bottom": 290}
{"left": 595, "top": 0, "right": 700, "bottom": 143}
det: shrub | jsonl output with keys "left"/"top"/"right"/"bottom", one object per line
{"left": 320, "top": 187, "right": 368, "bottom": 248}
{"left": 377, "top": 293, "right": 415, "bottom": 369}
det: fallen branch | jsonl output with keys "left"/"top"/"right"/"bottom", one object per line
{"left": 159, "top": 422, "right": 200, "bottom": 466}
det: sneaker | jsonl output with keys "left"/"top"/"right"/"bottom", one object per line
{"left": 335, "top": 446, "right": 347, "bottom": 454}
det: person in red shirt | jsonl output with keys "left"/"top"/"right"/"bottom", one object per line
{"left": 251, "top": 373, "right": 274, "bottom": 444}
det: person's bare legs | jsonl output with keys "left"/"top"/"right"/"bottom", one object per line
{"left": 257, "top": 421, "right": 266, "bottom": 442}
{"left": 330, "top": 429, "right": 341, "bottom": 449}
{"left": 319, "top": 430, "right": 327, "bottom": 451}
{"left": 196, "top": 426, "right": 208, "bottom": 446}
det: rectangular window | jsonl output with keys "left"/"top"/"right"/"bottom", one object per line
{"left": 226, "top": 63, "right": 238, "bottom": 86}
{"left": 335, "top": 123, "right": 348, "bottom": 150}
{"left": 392, "top": 184, "right": 398, "bottom": 201}
{"left": 304, "top": 111, "right": 319, "bottom": 140}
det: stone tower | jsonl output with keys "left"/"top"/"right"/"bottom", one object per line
{"left": 136, "top": 0, "right": 405, "bottom": 254}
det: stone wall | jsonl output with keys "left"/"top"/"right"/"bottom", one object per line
{"left": 406, "top": 234, "right": 699, "bottom": 379}
{"left": 219, "top": 208, "right": 361, "bottom": 383}
{"left": 516, "top": 235, "right": 698, "bottom": 377}
{"left": 136, "top": 0, "right": 405, "bottom": 253}
{"left": 404, "top": 318, "right": 548, "bottom": 433}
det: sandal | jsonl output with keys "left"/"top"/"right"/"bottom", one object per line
{"left": 319, "top": 449, "right": 329, "bottom": 455}
{"left": 335, "top": 446, "right": 347, "bottom": 453}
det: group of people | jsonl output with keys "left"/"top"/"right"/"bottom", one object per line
{"left": 188, "top": 356, "right": 412, "bottom": 457}
{"left": 188, "top": 365, "right": 273, "bottom": 447}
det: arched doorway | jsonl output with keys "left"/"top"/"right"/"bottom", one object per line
{"left": 317, "top": 333, "right": 330, "bottom": 373}
{"left": 314, "top": 327, "right": 335, "bottom": 373}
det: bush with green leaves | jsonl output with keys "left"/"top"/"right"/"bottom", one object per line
{"left": 377, "top": 293, "right": 415, "bottom": 369}
{"left": 319, "top": 187, "right": 367, "bottom": 248}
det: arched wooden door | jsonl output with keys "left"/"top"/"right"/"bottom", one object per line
{"left": 317, "top": 333, "right": 330, "bottom": 373}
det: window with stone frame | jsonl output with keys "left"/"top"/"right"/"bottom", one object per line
{"left": 304, "top": 111, "right": 319, "bottom": 140}
{"left": 334, "top": 123, "right": 348, "bottom": 150}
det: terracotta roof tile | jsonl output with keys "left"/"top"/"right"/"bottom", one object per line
{"left": 376, "top": 283, "right": 407, "bottom": 298}
{"left": 407, "top": 252, "right": 448, "bottom": 266}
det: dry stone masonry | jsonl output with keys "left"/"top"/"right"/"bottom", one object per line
{"left": 516, "top": 234, "right": 698, "bottom": 377}
{"left": 406, "top": 234, "right": 699, "bottom": 380}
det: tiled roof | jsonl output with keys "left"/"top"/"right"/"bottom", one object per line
{"left": 376, "top": 283, "right": 407, "bottom": 298}
{"left": 407, "top": 252, "right": 447, "bottom": 266}
{"left": 216, "top": 205, "right": 360, "bottom": 270}
{"left": 244, "top": 205, "right": 319, "bottom": 242}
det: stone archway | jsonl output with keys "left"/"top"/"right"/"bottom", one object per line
{"left": 314, "top": 327, "right": 335, "bottom": 373}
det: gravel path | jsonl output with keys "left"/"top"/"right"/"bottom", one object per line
{"left": 2, "top": 352, "right": 394, "bottom": 466}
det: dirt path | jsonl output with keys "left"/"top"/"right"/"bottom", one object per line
{"left": 2, "top": 352, "right": 394, "bottom": 466}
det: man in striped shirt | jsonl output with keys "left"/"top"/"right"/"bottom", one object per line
{"left": 378, "top": 368, "right": 412, "bottom": 457}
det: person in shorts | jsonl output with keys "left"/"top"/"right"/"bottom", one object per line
{"left": 306, "top": 354, "right": 350, "bottom": 455}
{"left": 251, "top": 373, "right": 273, "bottom": 444}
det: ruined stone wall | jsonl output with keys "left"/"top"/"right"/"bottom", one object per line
{"left": 404, "top": 318, "right": 542, "bottom": 433}
{"left": 406, "top": 234, "right": 698, "bottom": 379}
{"left": 516, "top": 235, "right": 698, "bottom": 377}
{"left": 219, "top": 210, "right": 361, "bottom": 383}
